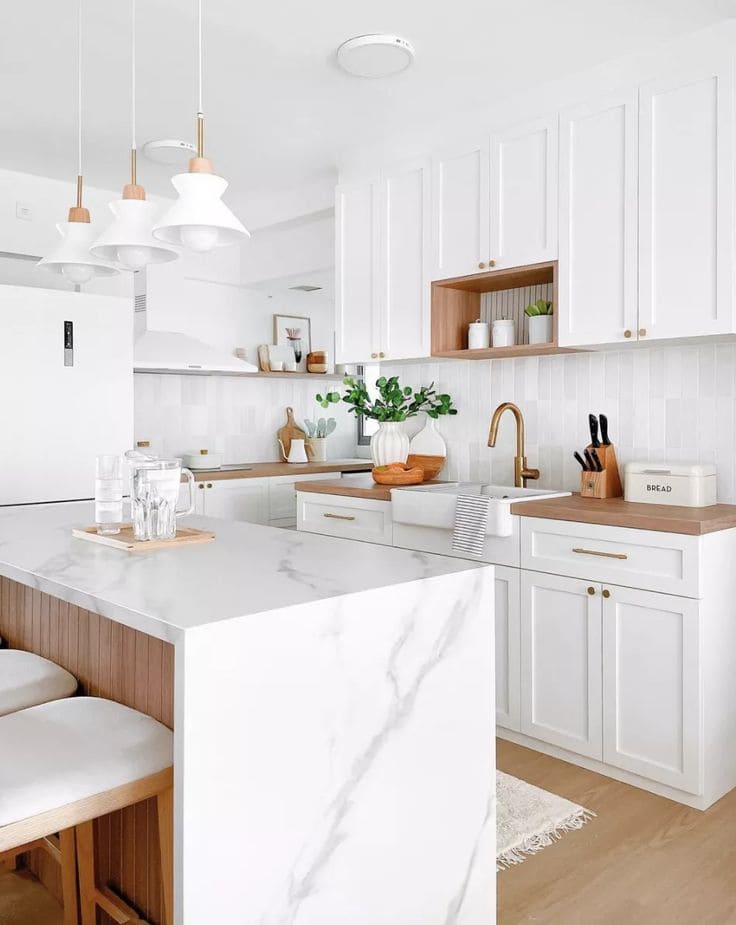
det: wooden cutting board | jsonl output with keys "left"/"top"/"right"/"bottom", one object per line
{"left": 72, "top": 525, "right": 215, "bottom": 552}
{"left": 277, "top": 407, "right": 306, "bottom": 461}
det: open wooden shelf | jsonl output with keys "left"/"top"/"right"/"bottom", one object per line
{"left": 134, "top": 369, "right": 344, "bottom": 380}
{"left": 431, "top": 260, "right": 575, "bottom": 360}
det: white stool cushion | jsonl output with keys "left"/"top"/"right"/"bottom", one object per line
{"left": 0, "top": 651, "right": 77, "bottom": 716}
{"left": 0, "top": 697, "right": 173, "bottom": 829}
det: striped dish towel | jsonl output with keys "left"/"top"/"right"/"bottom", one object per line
{"left": 452, "top": 494, "right": 491, "bottom": 558}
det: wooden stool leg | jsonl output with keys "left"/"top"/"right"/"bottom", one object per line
{"left": 59, "top": 828, "right": 80, "bottom": 925}
{"left": 156, "top": 788, "right": 174, "bottom": 925}
{"left": 75, "top": 821, "right": 97, "bottom": 925}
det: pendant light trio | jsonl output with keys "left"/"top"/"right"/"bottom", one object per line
{"left": 39, "top": 0, "right": 249, "bottom": 282}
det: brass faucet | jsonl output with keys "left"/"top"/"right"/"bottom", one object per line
{"left": 487, "top": 402, "right": 540, "bottom": 488}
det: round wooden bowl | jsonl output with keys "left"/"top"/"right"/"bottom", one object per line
{"left": 406, "top": 453, "right": 445, "bottom": 481}
{"left": 372, "top": 464, "right": 425, "bottom": 486}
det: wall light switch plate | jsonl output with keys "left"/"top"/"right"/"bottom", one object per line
{"left": 16, "top": 202, "right": 32, "bottom": 221}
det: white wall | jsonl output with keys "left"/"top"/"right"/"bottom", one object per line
{"left": 383, "top": 343, "right": 736, "bottom": 502}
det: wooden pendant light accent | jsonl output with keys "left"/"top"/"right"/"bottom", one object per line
{"left": 188, "top": 112, "right": 213, "bottom": 173}
{"left": 67, "top": 174, "right": 91, "bottom": 223}
{"left": 122, "top": 148, "right": 146, "bottom": 199}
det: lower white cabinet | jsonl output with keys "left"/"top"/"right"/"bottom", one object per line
{"left": 495, "top": 566, "right": 520, "bottom": 732}
{"left": 520, "top": 571, "right": 602, "bottom": 759}
{"left": 602, "top": 585, "right": 701, "bottom": 794}
{"left": 297, "top": 492, "right": 393, "bottom": 545}
{"left": 201, "top": 478, "right": 270, "bottom": 523}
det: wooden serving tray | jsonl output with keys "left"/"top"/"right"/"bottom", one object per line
{"left": 72, "top": 524, "right": 215, "bottom": 552}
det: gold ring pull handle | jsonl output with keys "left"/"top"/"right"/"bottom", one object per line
{"left": 323, "top": 513, "right": 356, "bottom": 521}
{"left": 573, "top": 547, "right": 628, "bottom": 560}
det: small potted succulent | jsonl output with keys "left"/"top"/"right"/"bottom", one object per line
{"left": 302, "top": 416, "right": 337, "bottom": 462}
{"left": 525, "top": 298, "right": 553, "bottom": 345}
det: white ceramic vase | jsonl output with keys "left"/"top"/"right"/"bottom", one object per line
{"left": 371, "top": 422, "right": 409, "bottom": 467}
{"left": 527, "top": 314, "right": 553, "bottom": 345}
{"left": 409, "top": 415, "right": 447, "bottom": 458}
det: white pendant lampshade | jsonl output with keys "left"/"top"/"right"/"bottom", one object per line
{"left": 91, "top": 196, "right": 179, "bottom": 269}
{"left": 38, "top": 206, "right": 118, "bottom": 284}
{"left": 152, "top": 0, "right": 249, "bottom": 253}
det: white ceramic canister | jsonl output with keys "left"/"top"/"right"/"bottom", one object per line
{"left": 468, "top": 320, "right": 490, "bottom": 350}
{"left": 492, "top": 319, "right": 515, "bottom": 348}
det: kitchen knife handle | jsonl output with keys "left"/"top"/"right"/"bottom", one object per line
{"left": 588, "top": 414, "right": 600, "bottom": 447}
{"left": 583, "top": 449, "right": 597, "bottom": 471}
{"left": 574, "top": 451, "right": 588, "bottom": 471}
{"left": 599, "top": 413, "right": 610, "bottom": 445}
{"left": 591, "top": 449, "right": 604, "bottom": 472}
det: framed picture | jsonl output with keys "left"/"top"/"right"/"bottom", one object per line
{"left": 273, "top": 314, "right": 312, "bottom": 372}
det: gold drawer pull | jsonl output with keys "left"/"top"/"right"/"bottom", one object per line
{"left": 572, "top": 547, "right": 628, "bottom": 560}
{"left": 323, "top": 512, "right": 356, "bottom": 521}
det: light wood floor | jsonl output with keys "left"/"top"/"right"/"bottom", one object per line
{"left": 498, "top": 739, "right": 736, "bottom": 925}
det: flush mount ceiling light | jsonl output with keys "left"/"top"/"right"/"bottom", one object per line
{"left": 141, "top": 139, "right": 197, "bottom": 167}
{"left": 38, "top": 0, "right": 118, "bottom": 284}
{"left": 153, "top": 0, "right": 249, "bottom": 253}
{"left": 91, "top": 0, "right": 178, "bottom": 271}
{"left": 337, "top": 34, "right": 415, "bottom": 78}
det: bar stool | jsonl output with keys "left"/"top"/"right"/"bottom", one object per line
{"left": 0, "top": 696, "right": 174, "bottom": 925}
{"left": 0, "top": 649, "right": 78, "bottom": 715}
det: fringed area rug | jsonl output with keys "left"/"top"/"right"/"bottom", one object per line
{"left": 496, "top": 770, "right": 595, "bottom": 871}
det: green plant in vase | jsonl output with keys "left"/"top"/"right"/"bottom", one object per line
{"left": 524, "top": 298, "right": 554, "bottom": 345}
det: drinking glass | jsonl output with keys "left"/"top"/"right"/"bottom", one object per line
{"left": 132, "top": 459, "right": 195, "bottom": 541}
{"left": 95, "top": 454, "right": 124, "bottom": 535}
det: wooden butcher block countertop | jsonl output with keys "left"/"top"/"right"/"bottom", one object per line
{"left": 190, "top": 460, "right": 372, "bottom": 481}
{"left": 511, "top": 493, "right": 736, "bottom": 536}
{"left": 295, "top": 475, "right": 395, "bottom": 502}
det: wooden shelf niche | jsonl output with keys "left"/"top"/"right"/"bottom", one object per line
{"left": 431, "top": 260, "right": 576, "bottom": 360}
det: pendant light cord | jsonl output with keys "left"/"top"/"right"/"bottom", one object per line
{"left": 131, "top": 0, "right": 137, "bottom": 183}
{"left": 76, "top": 0, "right": 83, "bottom": 204}
{"left": 196, "top": 0, "right": 204, "bottom": 158}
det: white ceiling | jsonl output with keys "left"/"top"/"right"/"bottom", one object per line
{"left": 2, "top": 0, "right": 732, "bottom": 214}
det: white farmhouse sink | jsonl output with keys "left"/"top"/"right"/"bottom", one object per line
{"left": 391, "top": 482, "right": 570, "bottom": 538}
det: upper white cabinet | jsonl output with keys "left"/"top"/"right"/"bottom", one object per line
{"left": 638, "top": 60, "right": 734, "bottom": 340}
{"left": 490, "top": 116, "right": 558, "bottom": 270}
{"left": 431, "top": 143, "right": 490, "bottom": 279}
{"left": 335, "top": 163, "right": 430, "bottom": 363}
{"left": 558, "top": 92, "right": 639, "bottom": 347}
{"left": 335, "top": 179, "right": 380, "bottom": 364}
{"left": 430, "top": 120, "right": 558, "bottom": 281}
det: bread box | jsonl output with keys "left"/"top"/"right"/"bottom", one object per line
{"left": 624, "top": 462, "right": 717, "bottom": 507}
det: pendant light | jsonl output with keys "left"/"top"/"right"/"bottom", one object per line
{"left": 152, "top": 0, "right": 250, "bottom": 252}
{"left": 90, "top": 0, "right": 178, "bottom": 270}
{"left": 38, "top": 0, "right": 117, "bottom": 284}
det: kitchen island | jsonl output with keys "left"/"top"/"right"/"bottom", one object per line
{"left": 0, "top": 502, "right": 496, "bottom": 925}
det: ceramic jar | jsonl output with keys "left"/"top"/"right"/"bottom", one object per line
{"left": 527, "top": 314, "right": 553, "bottom": 345}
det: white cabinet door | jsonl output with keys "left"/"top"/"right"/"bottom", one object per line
{"left": 204, "top": 479, "right": 269, "bottom": 523}
{"left": 335, "top": 179, "right": 380, "bottom": 363}
{"left": 639, "top": 60, "right": 734, "bottom": 340}
{"left": 520, "top": 570, "right": 602, "bottom": 759}
{"left": 490, "top": 116, "right": 558, "bottom": 269}
{"left": 431, "top": 143, "right": 490, "bottom": 280}
{"left": 380, "top": 160, "right": 431, "bottom": 360}
{"left": 495, "top": 566, "right": 521, "bottom": 732}
{"left": 602, "top": 585, "right": 702, "bottom": 794}
{"left": 558, "top": 91, "right": 638, "bottom": 347}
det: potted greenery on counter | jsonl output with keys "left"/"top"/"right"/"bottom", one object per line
{"left": 525, "top": 298, "right": 553, "bottom": 345}
{"left": 317, "top": 375, "right": 457, "bottom": 466}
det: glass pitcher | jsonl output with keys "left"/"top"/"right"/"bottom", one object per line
{"left": 131, "top": 458, "right": 195, "bottom": 541}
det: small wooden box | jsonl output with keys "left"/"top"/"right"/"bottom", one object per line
{"left": 580, "top": 444, "right": 623, "bottom": 500}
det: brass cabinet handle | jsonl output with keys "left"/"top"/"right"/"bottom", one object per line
{"left": 371, "top": 352, "right": 378, "bottom": 359}
{"left": 587, "top": 586, "right": 596, "bottom": 595}
{"left": 602, "top": 589, "right": 611, "bottom": 598}
{"left": 573, "top": 547, "right": 628, "bottom": 560}
{"left": 206, "top": 483, "right": 213, "bottom": 489}
{"left": 198, "top": 483, "right": 204, "bottom": 489}
{"left": 488, "top": 259, "right": 496, "bottom": 268}
{"left": 378, "top": 351, "right": 385, "bottom": 358}
{"left": 624, "top": 329, "right": 632, "bottom": 338}
{"left": 323, "top": 512, "right": 356, "bottom": 521}
{"left": 639, "top": 328, "right": 647, "bottom": 337}
{"left": 478, "top": 261, "right": 487, "bottom": 269}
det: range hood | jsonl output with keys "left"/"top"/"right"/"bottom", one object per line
{"left": 133, "top": 270, "right": 258, "bottom": 375}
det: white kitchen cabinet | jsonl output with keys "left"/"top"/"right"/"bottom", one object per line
{"left": 638, "top": 59, "right": 734, "bottom": 341}
{"left": 520, "top": 570, "right": 602, "bottom": 759}
{"left": 431, "top": 142, "right": 490, "bottom": 280}
{"left": 297, "top": 492, "right": 393, "bottom": 545}
{"left": 557, "top": 91, "right": 639, "bottom": 347}
{"left": 490, "top": 116, "right": 558, "bottom": 270}
{"left": 335, "top": 165, "right": 430, "bottom": 363}
{"left": 495, "top": 566, "right": 521, "bottom": 732}
{"left": 602, "top": 584, "right": 701, "bottom": 794}
{"left": 335, "top": 178, "right": 380, "bottom": 364}
{"left": 199, "top": 478, "right": 269, "bottom": 524}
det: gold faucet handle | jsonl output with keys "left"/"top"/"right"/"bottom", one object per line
{"left": 522, "top": 467, "right": 540, "bottom": 482}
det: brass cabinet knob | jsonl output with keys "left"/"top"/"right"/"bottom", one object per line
{"left": 198, "top": 483, "right": 204, "bottom": 489}
{"left": 624, "top": 330, "right": 632, "bottom": 338}
{"left": 602, "top": 589, "right": 611, "bottom": 599}
{"left": 478, "top": 261, "right": 487, "bottom": 270}
{"left": 378, "top": 351, "right": 385, "bottom": 358}
{"left": 206, "top": 482, "right": 213, "bottom": 489}
{"left": 639, "top": 328, "right": 647, "bottom": 337}
{"left": 587, "top": 586, "right": 596, "bottom": 596}
{"left": 371, "top": 352, "right": 378, "bottom": 359}
{"left": 488, "top": 259, "right": 496, "bottom": 268}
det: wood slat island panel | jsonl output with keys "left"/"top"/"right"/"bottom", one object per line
{"left": 0, "top": 577, "right": 174, "bottom": 925}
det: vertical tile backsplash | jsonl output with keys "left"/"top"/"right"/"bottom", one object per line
{"left": 134, "top": 374, "right": 359, "bottom": 462}
{"left": 383, "top": 342, "right": 736, "bottom": 502}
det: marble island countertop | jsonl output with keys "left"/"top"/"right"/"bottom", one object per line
{"left": 0, "top": 501, "right": 489, "bottom": 642}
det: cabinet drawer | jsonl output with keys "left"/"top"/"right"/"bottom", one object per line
{"left": 521, "top": 518, "right": 700, "bottom": 597}
{"left": 297, "top": 494, "right": 393, "bottom": 545}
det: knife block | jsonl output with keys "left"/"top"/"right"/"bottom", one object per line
{"left": 580, "top": 444, "right": 623, "bottom": 499}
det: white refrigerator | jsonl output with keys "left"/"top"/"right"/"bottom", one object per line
{"left": 0, "top": 285, "right": 134, "bottom": 505}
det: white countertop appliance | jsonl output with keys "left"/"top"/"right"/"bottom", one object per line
{"left": 0, "top": 285, "right": 133, "bottom": 505}
{"left": 624, "top": 461, "right": 717, "bottom": 507}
